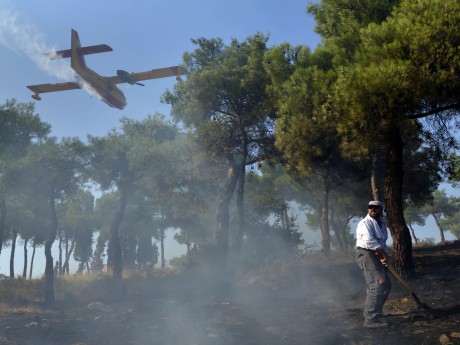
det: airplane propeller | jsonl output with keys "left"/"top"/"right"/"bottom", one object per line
{"left": 117, "top": 70, "right": 144, "bottom": 86}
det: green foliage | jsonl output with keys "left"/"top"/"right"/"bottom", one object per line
{"left": 242, "top": 214, "right": 304, "bottom": 265}
{"left": 318, "top": 0, "right": 459, "bottom": 182}
{"left": 136, "top": 239, "right": 159, "bottom": 269}
{"left": 436, "top": 195, "right": 460, "bottom": 240}
{"left": 308, "top": 0, "right": 400, "bottom": 62}
{"left": 5, "top": 192, "right": 49, "bottom": 242}
{"left": 88, "top": 131, "right": 132, "bottom": 192}
{"left": 0, "top": 100, "right": 50, "bottom": 161}
{"left": 163, "top": 33, "right": 276, "bottom": 162}
{"left": 361, "top": 0, "right": 460, "bottom": 103}
{"left": 422, "top": 189, "right": 458, "bottom": 218}
{"left": 273, "top": 65, "right": 341, "bottom": 175}
{"left": 343, "top": 0, "right": 460, "bottom": 163}
{"left": 55, "top": 189, "right": 95, "bottom": 266}
{"left": 404, "top": 204, "right": 428, "bottom": 228}
{"left": 439, "top": 213, "right": 460, "bottom": 240}
{"left": 91, "top": 233, "right": 106, "bottom": 272}
{"left": 244, "top": 164, "right": 303, "bottom": 217}
{"left": 14, "top": 137, "right": 88, "bottom": 200}
{"left": 0, "top": 100, "right": 52, "bottom": 248}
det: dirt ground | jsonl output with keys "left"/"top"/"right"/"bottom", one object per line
{"left": 0, "top": 241, "right": 459, "bottom": 345}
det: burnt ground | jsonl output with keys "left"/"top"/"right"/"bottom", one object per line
{"left": 0, "top": 241, "right": 459, "bottom": 345}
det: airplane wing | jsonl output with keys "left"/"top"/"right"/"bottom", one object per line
{"left": 27, "top": 82, "right": 81, "bottom": 99}
{"left": 108, "top": 66, "right": 182, "bottom": 85}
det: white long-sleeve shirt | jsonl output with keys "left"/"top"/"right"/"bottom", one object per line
{"left": 356, "top": 214, "right": 388, "bottom": 252}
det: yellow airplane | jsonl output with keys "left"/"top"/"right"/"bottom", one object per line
{"left": 27, "top": 29, "right": 181, "bottom": 109}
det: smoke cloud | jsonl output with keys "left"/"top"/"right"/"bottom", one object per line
{"left": 0, "top": 1, "right": 74, "bottom": 80}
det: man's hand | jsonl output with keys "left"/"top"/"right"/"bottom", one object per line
{"left": 375, "top": 249, "right": 389, "bottom": 266}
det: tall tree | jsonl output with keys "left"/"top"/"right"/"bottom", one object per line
{"left": 88, "top": 129, "right": 133, "bottom": 280}
{"left": 13, "top": 137, "right": 87, "bottom": 302}
{"left": 355, "top": 0, "right": 458, "bottom": 276}
{"left": 439, "top": 202, "right": 460, "bottom": 240}
{"left": 0, "top": 100, "right": 50, "bottom": 254}
{"left": 265, "top": 42, "right": 364, "bottom": 256}
{"left": 4, "top": 190, "right": 48, "bottom": 278}
{"left": 122, "top": 115, "right": 179, "bottom": 269}
{"left": 309, "top": 0, "right": 459, "bottom": 277}
{"left": 163, "top": 34, "right": 277, "bottom": 272}
{"left": 244, "top": 164, "right": 305, "bottom": 258}
{"left": 421, "top": 190, "right": 458, "bottom": 243}
{"left": 403, "top": 205, "right": 428, "bottom": 245}
{"left": 57, "top": 189, "right": 95, "bottom": 274}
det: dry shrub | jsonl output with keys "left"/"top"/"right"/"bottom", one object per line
{"left": 0, "top": 278, "right": 43, "bottom": 304}
{"left": 53, "top": 268, "right": 187, "bottom": 303}
{"left": 238, "top": 260, "right": 300, "bottom": 290}
{"left": 54, "top": 273, "right": 114, "bottom": 302}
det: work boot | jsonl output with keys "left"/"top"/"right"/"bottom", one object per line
{"left": 363, "top": 319, "right": 388, "bottom": 328}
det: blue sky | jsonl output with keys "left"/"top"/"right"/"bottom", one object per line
{"left": 0, "top": 0, "right": 321, "bottom": 139}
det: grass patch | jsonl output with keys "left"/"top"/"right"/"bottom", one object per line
{"left": 0, "top": 278, "right": 43, "bottom": 304}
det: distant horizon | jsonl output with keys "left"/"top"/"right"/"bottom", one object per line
{"left": 0, "top": 228, "right": 187, "bottom": 278}
{"left": 0, "top": 219, "right": 454, "bottom": 279}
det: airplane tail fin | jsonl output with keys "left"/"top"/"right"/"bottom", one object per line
{"left": 71, "top": 29, "right": 87, "bottom": 69}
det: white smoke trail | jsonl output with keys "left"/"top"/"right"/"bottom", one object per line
{"left": 0, "top": 1, "right": 74, "bottom": 81}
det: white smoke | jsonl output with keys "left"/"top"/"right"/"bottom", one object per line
{"left": 0, "top": 1, "right": 74, "bottom": 80}
{"left": 77, "top": 77, "right": 103, "bottom": 100}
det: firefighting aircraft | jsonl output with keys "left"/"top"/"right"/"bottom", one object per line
{"left": 27, "top": 29, "right": 181, "bottom": 109}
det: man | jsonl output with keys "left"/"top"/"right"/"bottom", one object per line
{"left": 356, "top": 200, "right": 392, "bottom": 328}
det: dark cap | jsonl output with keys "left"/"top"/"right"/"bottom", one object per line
{"left": 368, "top": 201, "right": 383, "bottom": 208}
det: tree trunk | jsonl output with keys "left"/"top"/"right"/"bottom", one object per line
{"left": 0, "top": 196, "right": 5, "bottom": 254}
{"left": 214, "top": 155, "right": 239, "bottom": 273}
{"left": 383, "top": 124, "right": 415, "bottom": 279}
{"left": 280, "top": 204, "right": 287, "bottom": 231}
{"left": 234, "top": 132, "right": 248, "bottom": 252}
{"left": 58, "top": 231, "right": 63, "bottom": 275}
{"left": 160, "top": 210, "right": 166, "bottom": 268}
{"left": 63, "top": 222, "right": 79, "bottom": 275}
{"left": 408, "top": 222, "right": 419, "bottom": 244}
{"left": 91, "top": 234, "right": 105, "bottom": 272}
{"left": 371, "top": 157, "right": 379, "bottom": 200}
{"left": 29, "top": 241, "right": 36, "bottom": 280}
{"left": 371, "top": 155, "right": 385, "bottom": 201}
{"left": 330, "top": 207, "right": 344, "bottom": 250}
{"left": 64, "top": 233, "right": 69, "bottom": 274}
{"left": 44, "top": 194, "right": 58, "bottom": 303}
{"left": 62, "top": 237, "right": 76, "bottom": 275}
{"left": 186, "top": 229, "right": 191, "bottom": 256}
{"left": 432, "top": 213, "right": 446, "bottom": 243}
{"left": 320, "top": 175, "right": 331, "bottom": 256}
{"left": 110, "top": 191, "right": 127, "bottom": 280}
{"left": 22, "top": 238, "right": 28, "bottom": 278}
{"left": 9, "top": 228, "right": 17, "bottom": 279}
{"left": 342, "top": 222, "right": 351, "bottom": 250}
{"left": 160, "top": 227, "right": 165, "bottom": 269}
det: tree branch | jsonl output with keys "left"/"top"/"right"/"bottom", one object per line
{"left": 405, "top": 103, "right": 460, "bottom": 120}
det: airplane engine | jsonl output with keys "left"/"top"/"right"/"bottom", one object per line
{"left": 31, "top": 93, "right": 42, "bottom": 101}
{"left": 117, "top": 70, "right": 144, "bottom": 86}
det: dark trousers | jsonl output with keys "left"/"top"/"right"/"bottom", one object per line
{"left": 356, "top": 249, "right": 391, "bottom": 321}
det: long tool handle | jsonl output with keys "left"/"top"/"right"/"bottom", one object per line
{"left": 385, "top": 264, "right": 434, "bottom": 312}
